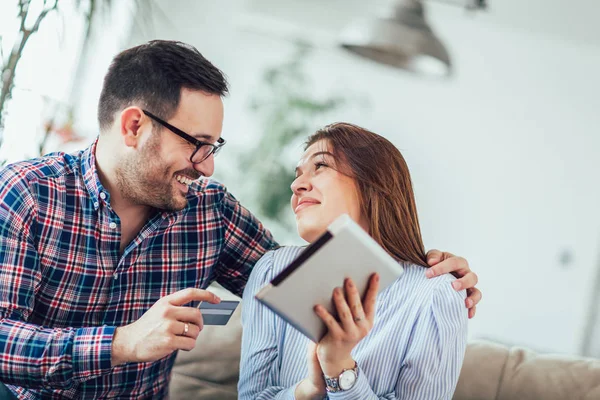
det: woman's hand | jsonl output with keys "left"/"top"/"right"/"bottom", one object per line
{"left": 314, "top": 274, "right": 379, "bottom": 377}
{"left": 295, "top": 342, "right": 327, "bottom": 400}
{"left": 426, "top": 250, "right": 482, "bottom": 319}
{"left": 308, "top": 341, "right": 327, "bottom": 395}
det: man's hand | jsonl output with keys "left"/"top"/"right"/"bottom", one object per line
{"left": 111, "top": 288, "right": 221, "bottom": 366}
{"left": 425, "top": 250, "right": 481, "bottom": 319}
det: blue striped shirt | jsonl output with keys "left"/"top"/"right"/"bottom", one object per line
{"left": 239, "top": 246, "right": 468, "bottom": 400}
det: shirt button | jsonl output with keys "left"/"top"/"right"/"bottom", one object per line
{"left": 99, "top": 192, "right": 106, "bottom": 200}
{"left": 113, "top": 273, "right": 118, "bottom": 280}
{"left": 93, "top": 202, "right": 99, "bottom": 208}
{"left": 109, "top": 222, "right": 117, "bottom": 229}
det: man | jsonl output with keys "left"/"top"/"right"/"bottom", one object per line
{"left": 0, "top": 40, "right": 480, "bottom": 399}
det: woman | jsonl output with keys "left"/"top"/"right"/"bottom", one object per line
{"left": 239, "top": 123, "right": 468, "bottom": 399}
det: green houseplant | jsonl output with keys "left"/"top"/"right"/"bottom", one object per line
{"left": 238, "top": 41, "right": 356, "bottom": 233}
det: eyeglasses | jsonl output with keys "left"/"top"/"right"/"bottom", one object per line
{"left": 143, "top": 109, "right": 226, "bottom": 164}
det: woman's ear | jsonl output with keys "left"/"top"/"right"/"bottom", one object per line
{"left": 119, "top": 107, "right": 145, "bottom": 147}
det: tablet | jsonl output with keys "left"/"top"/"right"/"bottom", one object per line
{"left": 255, "top": 214, "right": 404, "bottom": 342}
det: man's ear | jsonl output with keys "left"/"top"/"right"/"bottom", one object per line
{"left": 119, "top": 107, "right": 146, "bottom": 147}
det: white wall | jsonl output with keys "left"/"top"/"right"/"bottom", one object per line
{"left": 74, "top": 0, "right": 600, "bottom": 355}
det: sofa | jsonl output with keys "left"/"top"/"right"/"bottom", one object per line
{"left": 170, "top": 285, "right": 600, "bottom": 399}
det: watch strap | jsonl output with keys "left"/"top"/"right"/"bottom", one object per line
{"left": 323, "top": 362, "right": 358, "bottom": 393}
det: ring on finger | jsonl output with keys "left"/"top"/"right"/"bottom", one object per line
{"left": 353, "top": 316, "right": 364, "bottom": 322}
{"left": 182, "top": 322, "right": 189, "bottom": 336}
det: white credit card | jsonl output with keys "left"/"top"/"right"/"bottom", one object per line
{"left": 198, "top": 300, "right": 239, "bottom": 325}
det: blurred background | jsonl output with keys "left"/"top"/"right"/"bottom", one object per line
{"left": 1, "top": 0, "right": 599, "bottom": 358}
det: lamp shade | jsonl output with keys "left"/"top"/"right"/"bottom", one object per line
{"left": 339, "top": 0, "right": 452, "bottom": 76}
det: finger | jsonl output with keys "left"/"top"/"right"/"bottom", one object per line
{"left": 426, "top": 250, "right": 455, "bottom": 266}
{"left": 452, "top": 271, "right": 478, "bottom": 291}
{"left": 168, "top": 320, "right": 201, "bottom": 339}
{"left": 425, "top": 249, "right": 443, "bottom": 266}
{"left": 362, "top": 274, "right": 379, "bottom": 322}
{"left": 344, "top": 279, "right": 365, "bottom": 323}
{"left": 314, "top": 305, "right": 343, "bottom": 337}
{"left": 332, "top": 286, "right": 355, "bottom": 331}
{"left": 166, "top": 288, "right": 221, "bottom": 306}
{"left": 425, "top": 256, "right": 468, "bottom": 279}
{"left": 182, "top": 321, "right": 201, "bottom": 338}
{"left": 465, "top": 287, "right": 482, "bottom": 309}
{"left": 170, "top": 306, "right": 203, "bottom": 327}
{"left": 171, "top": 335, "right": 198, "bottom": 352}
{"left": 468, "top": 305, "right": 477, "bottom": 319}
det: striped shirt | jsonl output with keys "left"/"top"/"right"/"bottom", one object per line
{"left": 0, "top": 141, "right": 277, "bottom": 399}
{"left": 239, "top": 246, "right": 468, "bottom": 400}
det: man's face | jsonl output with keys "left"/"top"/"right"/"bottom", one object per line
{"left": 116, "top": 89, "right": 224, "bottom": 211}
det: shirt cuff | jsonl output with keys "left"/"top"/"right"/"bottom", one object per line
{"left": 327, "top": 367, "right": 372, "bottom": 400}
{"left": 279, "top": 384, "right": 297, "bottom": 400}
{"left": 72, "top": 326, "right": 116, "bottom": 381}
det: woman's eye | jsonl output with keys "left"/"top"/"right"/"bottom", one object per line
{"left": 314, "top": 162, "right": 327, "bottom": 170}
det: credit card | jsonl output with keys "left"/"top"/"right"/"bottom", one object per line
{"left": 198, "top": 300, "right": 240, "bottom": 325}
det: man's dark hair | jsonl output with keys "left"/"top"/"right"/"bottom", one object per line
{"left": 98, "top": 40, "right": 229, "bottom": 132}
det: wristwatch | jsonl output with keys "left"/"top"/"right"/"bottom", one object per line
{"left": 323, "top": 362, "right": 359, "bottom": 393}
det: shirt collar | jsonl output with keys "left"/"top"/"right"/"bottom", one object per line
{"left": 81, "top": 139, "right": 110, "bottom": 211}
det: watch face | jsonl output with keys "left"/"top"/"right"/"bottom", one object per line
{"left": 339, "top": 369, "right": 357, "bottom": 390}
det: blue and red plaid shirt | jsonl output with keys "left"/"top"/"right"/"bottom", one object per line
{"left": 0, "top": 141, "right": 277, "bottom": 399}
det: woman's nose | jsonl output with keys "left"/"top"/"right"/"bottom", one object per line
{"left": 291, "top": 175, "right": 311, "bottom": 194}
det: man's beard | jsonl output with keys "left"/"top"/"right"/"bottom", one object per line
{"left": 115, "top": 139, "right": 188, "bottom": 212}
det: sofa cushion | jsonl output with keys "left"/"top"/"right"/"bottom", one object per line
{"left": 497, "top": 345, "right": 600, "bottom": 400}
{"left": 454, "top": 339, "right": 600, "bottom": 400}
{"left": 453, "top": 340, "right": 509, "bottom": 400}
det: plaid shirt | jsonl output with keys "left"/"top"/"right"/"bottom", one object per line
{"left": 0, "top": 141, "right": 277, "bottom": 399}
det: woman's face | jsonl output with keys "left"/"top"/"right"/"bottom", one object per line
{"left": 291, "top": 139, "right": 368, "bottom": 243}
